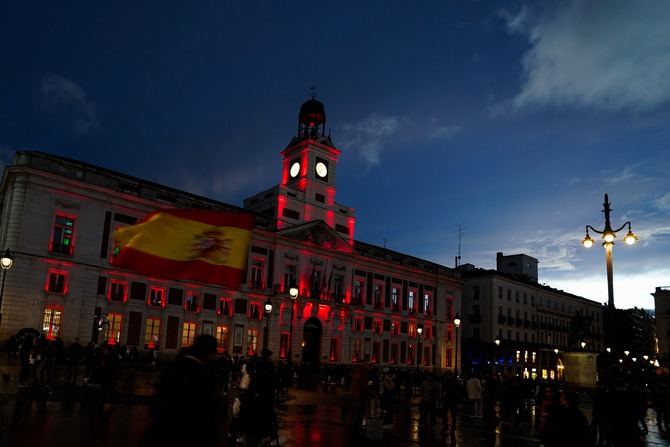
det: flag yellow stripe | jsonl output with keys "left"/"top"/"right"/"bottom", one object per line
{"left": 114, "top": 213, "right": 251, "bottom": 269}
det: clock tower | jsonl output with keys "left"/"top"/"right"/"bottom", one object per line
{"left": 244, "top": 95, "right": 355, "bottom": 243}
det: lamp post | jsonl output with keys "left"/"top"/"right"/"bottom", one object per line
{"left": 453, "top": 314, "right": 461, "bottom": 377}
{"left": 416, "top": 326, "right": 423, "bottom": 371}
{"left": 494, "top": 337, "right": 501, "bottom": 374}
{"left": 287, "top": 283, "right": 298, "bottom": 380}
{"left": 0, "top": 249, "right": 14, "bottom": 329}
{"left": 263, "top": 298, "right": 273, "bottom": 351}
{"left": 582, "top": 194, "right": 637, "bottom": 309}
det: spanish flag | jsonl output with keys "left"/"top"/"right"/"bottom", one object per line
{"left": 111, "top": 209, "right": 254, "bottom": 288}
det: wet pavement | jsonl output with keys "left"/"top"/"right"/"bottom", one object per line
{"left": 0, "top": 363, "right": 669, "bottom": 446}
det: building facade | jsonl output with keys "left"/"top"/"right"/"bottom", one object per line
{"left": 653, "top": 286, "right": 670, "bottom": 362}
{"left": 459, "top": 253, "right": 604, "bottom": 380}
{"left": 0, "top": 98, "right": 462, "bottom": 371}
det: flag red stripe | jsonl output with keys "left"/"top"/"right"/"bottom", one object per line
{"left": 115, "top": 247, "right": 244, "bottom": 288}
{"left": 143, "top": 209, "right": 255, "bottom": 228}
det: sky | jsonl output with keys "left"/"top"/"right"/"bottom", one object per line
{"left": 1, "top": 1, "right": 669, "bottom": 310}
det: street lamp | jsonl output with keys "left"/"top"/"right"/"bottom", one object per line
{"left": 606, "top": 347, "right": 612, "bottom": 353}
{"left": 0, "top": 249, "right": 14, "bottom": 328}
{"left": 453, "top": 314, "right": 461, "bottom": 377}
{"left": 554, "top": 348, "right": 559, "bottom": 355}
{"left": 287, "top": 283, "right": 299, "bottom": 371}
{"left": 582, "top": 194, "right": 637, "bottom": 309}
{"left": 416, "top": 326, "right": 423, "bottom": 370}
{"left": 494, "top": 337, "right": 501, "bottom": 347}
{"left": 580, "top": 341, "right": 586, "bottom": 350}
{"left": 263, "top": 298, "right": 273, "bottom": 350}
{"left": 624, "top": 350, "right": 630, "bottom": 356}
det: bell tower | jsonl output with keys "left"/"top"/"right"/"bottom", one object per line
{"left": 244, "top": 93, "right": 356, "bottom": 243}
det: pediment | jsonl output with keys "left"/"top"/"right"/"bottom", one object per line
{"left": 277, "top": 220, "right": 353, "bottom": 253}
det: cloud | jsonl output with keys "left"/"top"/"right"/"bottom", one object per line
{"left": 430, "top": 125, "right": 461, "bottom": 141}
{"left": 653, "top": 192, "right": 670, "bottom": 211}
{"left": 40, "top": 75, "right": 100, "bottom": 134}
{"left": 499, "top": 5, "right": 530, "bottom": 34}
{"left": 509, "top": 1, "right": 670, "bottom": 111}
{"left": 340, "top": 113, "right": 400, "bottom": 166}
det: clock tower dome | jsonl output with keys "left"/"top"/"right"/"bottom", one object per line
{"left": 244, "top": 95, "right": 355, "bottom": 243}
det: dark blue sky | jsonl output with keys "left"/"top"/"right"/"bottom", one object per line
{"left": 2, "top": 1, "right": 669, "bottom": 308}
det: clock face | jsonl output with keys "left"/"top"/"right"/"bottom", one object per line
{"left": 315, "top": 161, "right": 328, "bottom": 178}
{"left": 289, "top": 162, "right": 301, "bottom": 178}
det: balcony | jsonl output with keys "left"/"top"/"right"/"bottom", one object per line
{"left": 516, "top": 319, "right": 523, "bottom": 327}
{"left": 498, "top": 315, "right": 506, "bottom": 324}
{"left": 507, "top": 317, "right": 515, "bottom": 326}
{"left": 524, "top": 320, "right": 530, "bottom": 328}
{"left": 469, "top": 314, "right": 482, "bottom": 324}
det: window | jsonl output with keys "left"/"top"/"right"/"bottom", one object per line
{"left": 310, "top": 270, "right": 321, "bottom": 299}
{"left": 144, "top": 317, "right": 161, "bottom": 349}
{"left": 50, "top": 214, "right": 75, "bottom": 255}
{"left": 216, "top": 325, "right": 229, "bottom": 353}
{"left": 182, "top": 322, "right": 197, "bottom": 347}
{"left": 373, "top": 284, "right": 382, "bottom": 309}
{"left": 168, "top": 288, "right": 183, "bottom": 306}
{"left": 391, "top": 321, "right": 400, "bottom": 336}
{"left": 472, "top": 285, "right": 480, "bottom": 300}
{"left": 42, "top": 306, "right": 62, "bottom": 340}
{"left": 499, "top": 286, "right": 503, "bottom": 299}
{"left": 515, "top": 291, "right": 520, "bottom": 303}
{"left": 373, "top": 319, "right": 383, "bottom": 334}
{"left": 352, "top": 338, "right": 362, "bottom": 362}
{"left": 372, "top": 342, "right": 380, "bottom": 363}
{"left": 408, "top": 322, "right": 416, "bottom": 337}
{"left": 332, "top": 274, "right": 344, "bottom": 302}
{"left": 507, "top": 288, "right": 511, "bottom": 301}
{"left": 283, "top": 264, "right": 296, "bottom": 293}
{"left": 250, "top": 259, "right": 265, "bottom": 289}
{"left": 109, "top": 280, "right": 128, "bottom": 303}
{"left": 390, "top": 344, "right": 398, "bottom": 364}
{"left": 184, "top": 293, "right": 200, "bottom": 312}
{"left": 391, "top": 288, "right": 399, "bottom": 310}
{"left": 149, "top": 287, "right": 165, "bottom": 307}
{"left": 246, "top": 328, "right": 258, "bottom": 355}
{"left": 353, "top": 316, "right": 363, "bottom": 332}
{"left": 130, "top": 282, "right": 147, "bottom": 301}
{"left": 329, "top": 338, "right": 339, "bottom": 361}
{"left": 218, "top": 298, "right": 232, "bottom": 316}
{"left": 279, "top": 333, "right": 290, "bottom": 359}
{"left": 248, "top": 302, "right": 261, "bottom": 320}
{"left": 423, "top": 294, "right": 431, "bottom": 316}
{"left": 352, "top": 280, "right": 363, "bottom": 305}
{"left": 523, "top": 293, "right": 527, "bottom": 305}
{"left": 97, "top": 276, "right": 107, "bottom": 295}
{"left": 408, "top": 291, "right": 415, "bottom": 313}
{"left": 45, "top": 269, "right": 68, "bottom": 294}
{"left": 446, "top": 298, "right": 454, "bottom": 319}
{"left": 203, "top": 293, "right": 217, "bottom": 310}
{"left": 105, "top": 313, "right": 123, "bottom": 345}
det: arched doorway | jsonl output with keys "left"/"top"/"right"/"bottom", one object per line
{"left": 301, "top": 317, "right": 322, "bottom": 373}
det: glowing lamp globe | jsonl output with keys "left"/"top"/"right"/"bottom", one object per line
{"left": 603, "top": 232, "right": 615, "bottom": 243}
{"left": 582, "top": 235, "right": 594, "bottom": 248}
{"left": 0, "top": 249, "right": 13, "bottom": 270}
{"left": 624, "top": 230, "right": 638, "bottom": 245}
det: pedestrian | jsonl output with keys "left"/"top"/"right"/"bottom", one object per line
{"left": 65, "top": 337, "right": 82, "bottom": 384}
{"left": 466, "top": 374, "right": 483, "bottom": 417}
{"left": 419, "top": 373, "right": 439, "bottom": 429}
{"left": 539, "top": 384, "right": 560, "bottom": 445}
{"left": 441, "top": 370, "right": 463, "bottom": 436}
{"left": 380, "top": 367, "right": 397, "bottom": 429}
{"left": 18, "top": 334, "right": 33, "bottom": 387}
{"left": 142, "top": 334, "right": 220, "bottom": 446}
{"left": 547, "top": 389, "right": 592, "bottom": 447}
{"left": 349, "top": 361, "right": 369, "bottom": 435}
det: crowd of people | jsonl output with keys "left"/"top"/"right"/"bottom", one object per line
{"left": 5, "top": 332, "right": 668, "bottom": 447}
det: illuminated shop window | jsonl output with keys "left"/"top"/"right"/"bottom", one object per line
{"left": 216, "top": 325, "right": 229, "bottom": 353}
{"left": 109, "top": 280, "right": 128, "bottom": 303}
{"left": 246, "top": 328, "right": 258, "bottom": 356}
{"left": 42, "top": 306, "right": 62, "bottom": 340}
{"left": 105, "top": 313, "right": 123, "bottom": 345}
{"left": 182, "top": 322, "right": 197, "bottom": 347}
{"left": 145, "top": 318, "right": 161, "bottom": 349}
{"left": 50, "top": 214, "right": 76, "bottom": 255}
{"left": 149, "top": 287, "right": 165, "bottom": 307}
{"left": 45, "top": 269, "right": 68, "bottom": 294}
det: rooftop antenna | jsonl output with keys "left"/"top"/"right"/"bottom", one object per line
{"left": 455, "top": 224, "right": 462, "bottom": 268}
{"left": 310, "top": 84, "right": 316, "bottom": 99}
{"left": 383, "top": 237, "right": 388, "bottom": 249}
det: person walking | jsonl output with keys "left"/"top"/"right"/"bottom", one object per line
{"left": 420, "top": 373, "right": 440, "bottom": 430}
{"left": 380, "top": 367, "right": 397, "bottom": 429}
{"left": 142, "top": 334, "right": 220, "bottom": 447}
{"left": 441, "top": 371, "right": 463, "bottom": 436}
{"left": 466, "top": 374, "right": 483, "bottom": 417}
{"left": 65, "top": 337, "right": 82, "bottom": 384}
{"left": 349, "top": 361, "right": 370, "bottom": 435}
